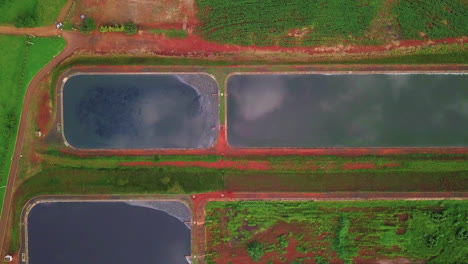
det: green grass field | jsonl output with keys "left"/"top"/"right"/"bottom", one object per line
{"left": 0, "top": 35, "right": 65, "bottom": 218}
{"left": 0, "top": 0, "right": 68, "bottom": 27}
{"left": 196, "top": 0, "right": 468, "bottom": 47}
{"left": 206, "top": 200, "right": 468, "bottom": 263}
{"left": 394, "top": 0, "right": 467, "bottom": 39}
{"left": 197, "top": 0, "right": 384, "bottom": 46}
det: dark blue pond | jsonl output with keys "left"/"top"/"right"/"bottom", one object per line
{"left": 227, "top": 74, "right": 468, "bottom": 147}
{"left": 62, "top": 74, "right": 218, "bottom": 149}
{"left": 28, "top": 202, "right": 191, "bottom": 264}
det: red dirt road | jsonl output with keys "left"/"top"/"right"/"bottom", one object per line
{"left": 0, "top": 31, "right": 82, "bottom": 257}
{"left": 77, "top": 31, "right": 466, "bottom": 57}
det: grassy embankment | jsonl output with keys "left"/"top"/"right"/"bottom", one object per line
{"left": 0, "top": 35, "right": 65, "bottom": 218}
{"left": 0, "top": 0, "right": 68, "bottom": 27}
{"left": 8, "top": 151, "right": 467, "bottom": 252}
{"left": 206, "top": 200, "right": 468, "bottom": 263}
{"left": 196, "top": 0, "right": 467, "bottom": 47}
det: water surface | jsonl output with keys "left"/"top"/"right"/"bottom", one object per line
{"left": 227, "top": 74, "right": 468, "bottom": 147}
{"left": 28, "top": 201, "right": 191, "bottom": 264}
{"left": 63, "top": 74, "right": 218, "bottom": 149}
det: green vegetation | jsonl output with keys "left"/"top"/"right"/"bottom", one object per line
{"left": 206, "top": 201, "right": 468, "bottom": 263}
{"left": 0, "top": 36, "right": 65, "bottom": 216}
{"left": 149, "top": 28, "right": 188, "bottom": 38}
{"left": 79, "top": 18, "right": 97, "bottom": 33}
{"left": 197, "top": 0, "right": 468, "bottom": 47}
{"left": 247, "top": 241, "right": 265, "bottom": 261}
{"left": 0, "top": 0, "right": 68, "bottom": 27}
{"left": 99, "top": 22, "right": 138, "bottom": 35}
{"left": 394, "top": 0, "right": 468, "bottom": 39}
{"left": 197, "top": 0, "right": 384, "bottom": 46}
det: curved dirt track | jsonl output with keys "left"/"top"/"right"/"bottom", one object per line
{"left": 0, "top": 30, "right": 83, "bottom": 256}
{"left": 0, "top": 0, "right": 72, "bottom": 37}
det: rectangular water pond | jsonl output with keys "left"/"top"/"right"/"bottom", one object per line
{"left": 227, "top": 73, "right": 468, "bottom": 148}
{"left": 62, "top": 73, "right": 219, "bottom": 149}
{"left": 27, "top": 201, "right": 191, "bottom": 264}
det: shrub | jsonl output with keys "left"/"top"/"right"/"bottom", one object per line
{"left": 247, "top": 241, "right": 265, "bottom": 261}
{"left": 79, "top": 18, "right": 96, "bottom": 33}
{"left": 98, "top": 23, "right": 137, "bottom": 35}
{"left": 124, "top": 22, "right": 138, "bottom": 35}
{"left": 99, "top": 25, "right": 109, "bottom": 33}
{"left": 15, "top": 12, "right": 37, "bottom": 27}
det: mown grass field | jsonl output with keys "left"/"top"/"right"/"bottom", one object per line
{"left": 0, "top": 35, "right": 65, "bottom": 217}
{"left": 196, "top": 0, "right": 468, "bottom": 47}
{"left": 0, "top": 0, "right": 68, "bottom": 27}
{"left": 206, "top": 200, "right": 468, "bottom": 264}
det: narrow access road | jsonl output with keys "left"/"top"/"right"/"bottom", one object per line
{"left": 0, "top": 32, "right": 83, "bottom": 260}
{"left": 0, "top": 26, "right": 60, "bottom": 37}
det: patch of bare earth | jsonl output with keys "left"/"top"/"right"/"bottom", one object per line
{"left": 71, "top": 0, "right": 197, "bottom": 29}
{"left": 366, "top": 0, "right": 401, "bottom": 44}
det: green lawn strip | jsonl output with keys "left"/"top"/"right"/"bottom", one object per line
{"left": 0, "top": 35, "right": 64, "bottom": 220}
{"left": 196, "top": 0, "right": 384, "bottom": 46}
{"left": 9, "top": 165, "right": 224, "bottom": 251}
{"left": 224, "top": 171, "right": 468, "bottom": 192}
{"left": 206, "top": 200, "right": 468, "bottom": 263}
{"left": 0, "top": 0, "right": 68, "bottom": 27}
{"left": 0, "top": 36, "right": 27, "bottom": 195}
{"left": 148, "top": 28, "right": 188, "bottom": 38}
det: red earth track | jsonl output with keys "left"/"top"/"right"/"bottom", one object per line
{"left": 78, "top": 31, "right": 466, "bottom": 57}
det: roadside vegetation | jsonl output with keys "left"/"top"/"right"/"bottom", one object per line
{"left": 99, "top": 22, "right": 138, "bottom": 35}
{"left": 196, "top": 0, "right": 467, "bottom": 47}
{"left": 0, "top": 35, "right": 65, "bottom": 217}
{"left": 206, "top": 200, "right": 468, "bottom": 263}
{"left": 0, "top": 0, "right": 68, "bottom": 27}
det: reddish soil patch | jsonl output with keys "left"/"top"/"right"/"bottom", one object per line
{"left": 36, "top": 92, "right": 52, "bottom": 135}
{"left": 119, "top": 159, "right": 271, "bottom": 170}
{"left": 73, "top": 0, "right": 198, "bottom": 29}
{"left": 398, "top": 213, "right": 409, "bottom": 222}
{"left": 396, "top": 227, "right": 406, "bottom": 235}
{"left": 341, "top": 162, "right": 376, "bottom": 170}
{"left": 29, "top": 151, "right": 42, "bottom": 165}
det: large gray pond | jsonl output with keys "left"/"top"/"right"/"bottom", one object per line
{"left": 62, "top": 74, "right": 218, "bottom": 149}
{"left": 27, "top": 201, "right": 191, "bottom": 264}
{"left": 227, "top": 74, "right": 468, "bottom": 147}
